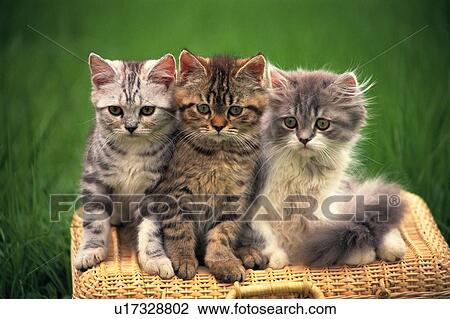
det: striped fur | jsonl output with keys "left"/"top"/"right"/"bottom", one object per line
{"left": 75, "top": 53, "right": 178, "bottom": 278}
{"left": 140, "top": 50, "right": 268, "bottom": 282}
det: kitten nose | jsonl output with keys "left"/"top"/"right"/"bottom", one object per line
{"left": 212, "top": 124, "right": 225, "bottom": 132}
{"left": 299, "top": 137, "right": 312, "bottom": 145}
{"left": 126, "top": 126, "right": 137, "bottom": 133}
{"left": 211, "top": 115, "right": 227, "bottom": 133}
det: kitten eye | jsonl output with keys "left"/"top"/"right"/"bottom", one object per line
{"left": 140, "top": 105, "right": 155, "bottom": 116}
{"left": 108, "top": 106, "right": 123, "bottom": 116}
{"left": 197, "top": 104, "right": 210, "bottom": 115}
{"left": 228, "top": 106, "right": 243, "bottom": 116}
{"left": 316, "top": 118, "right": 330, "bottom": 130}
{"left": 283, "top": 117, "right": 297, "bottom": 129}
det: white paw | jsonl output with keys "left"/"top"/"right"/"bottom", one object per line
{"left": 377, "top": 228, "right": 406, "bottom": 262}
{"left": 139, "top": 255, "right": 175, "bottom": 279}
{"left": 343, "top": 246, "right": 376, "bottom": 265}
{"left": 75, "top": 247, "right": 107, "bottom": 271}
{"left": 268, "top": 251, "right": 289, "bottom": 269}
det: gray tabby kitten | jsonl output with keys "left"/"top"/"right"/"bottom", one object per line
{"left": 247, "top": 67, "right": 406, "bottom": 268}
{"left": 75, "top": 53, "right": 177, "bottom": 278}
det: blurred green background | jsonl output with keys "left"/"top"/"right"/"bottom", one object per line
{"left": 0, "top": 0, "right": 448, "bottom": 298}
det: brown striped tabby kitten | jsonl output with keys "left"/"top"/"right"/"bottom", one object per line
{"left": 75, "top": 53, "right": 178, "bottom": 279}
{"left": 141, "top": 50, "right": 268, "bottom": 282}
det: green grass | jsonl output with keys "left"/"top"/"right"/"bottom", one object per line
{"left": 0, "top": 0, "right": 448, "bottom": 298}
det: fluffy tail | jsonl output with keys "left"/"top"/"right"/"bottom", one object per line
{"left": 300, "top": 178, "right": 406, "bottom": 267}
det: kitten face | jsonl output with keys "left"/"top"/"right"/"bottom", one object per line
{"left": 265, "top": 68, "right": 367, "bottom": 158}
{"left": 174, "top": 50, "right": 267, "bottom": 148}
{"left": 89, "top": 53, "right": 177, "bottom": 141}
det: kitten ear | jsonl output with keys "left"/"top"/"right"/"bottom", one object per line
{"left": 269, "top": 65, "right": 288, "bottom": 89}
{"left": 88, "top": 53, "right": 117, "bottom": 88}
{"left": 235, "top": 54, "right": 266, "bottom": 84}
{"left": 332, "top": 72, "right": 368, "bottom": 110}
{"left": 147, "top": 54, "right": 176, "bottom": 88}
{"left": 335, "top": 72, "right": 358, "bottom": 89}
{"left": 178, "top": 49, "right": 208, "bottom": 80}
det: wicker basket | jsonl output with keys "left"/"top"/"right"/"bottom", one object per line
{"left": 71, "top": 192, "right": 450, "bottom": 298}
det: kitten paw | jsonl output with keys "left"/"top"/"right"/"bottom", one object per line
{"left": 268, "top": 251, "right": 289, "bottom": 269}
{"left": 377, "top": 228, "right": 406, "bottom": 262}
{"left": 172, "top": 256, "right": 198, "bottom": 280}
{"left": 139, "top": 255, "right": 175, "bottom": 279}
{"left": 209, "top": 259, "right": 246, "bottom": 283}
{"left": 343, "top": 246, "right": 376, "bottom": 265}
{"left": 237, "top": 246, "right": 268, "bottom": 270}
{"left": 75, "top": 247, "right": 107, "bottom": 271}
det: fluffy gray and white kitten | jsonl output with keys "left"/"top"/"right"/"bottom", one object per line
{"left": 75, "top": 53, "right": 177, "bottom": 278}
{"left": 247, "top": 67, "right": 406, "bottom": 268}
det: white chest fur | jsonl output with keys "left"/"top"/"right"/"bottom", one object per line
{"left": 101, "top": 143, "right": 163, "bottom": 225}
{"left": 252, "top": 148, "right": 350, "bottom": 266}
{"left": 262, "top": 151, "right": 343, "bottom": 217}
{"left": 107, "top": 154, "right": 154, "bottom": 195}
